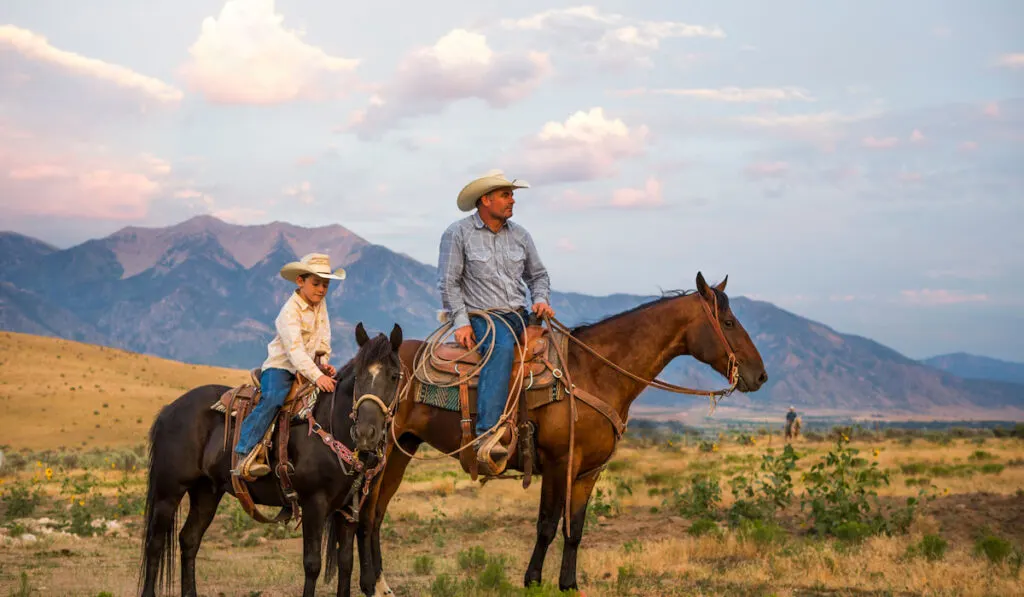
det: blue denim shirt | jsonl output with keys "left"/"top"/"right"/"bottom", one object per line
{"left": 437, "top": 212, "right": 551, "bottom": 329}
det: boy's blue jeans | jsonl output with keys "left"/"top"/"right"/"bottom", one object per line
{"left": 470, "top": 309, "right": 527, "bottom": 437}
{"left": 234, "top": 368, "right": 295, "bottom": 456}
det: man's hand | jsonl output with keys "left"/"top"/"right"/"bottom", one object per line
{"left": 532, "top": 302, "right": 555, "bottom": 319}
{"left": 316, "top": 374, "right": 337, "bottom": 393}
{"left": 321, "top": 363, "right": 336, "bottom": 377}
{"left": 453, "top": 325, "right": 476, "bottom": 349}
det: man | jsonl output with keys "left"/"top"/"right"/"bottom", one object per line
{"left": 785, "top": 405, "right": 798, "bottom": 440}
{"left": 437, "top": 170, "right": 554, "bottom": 473}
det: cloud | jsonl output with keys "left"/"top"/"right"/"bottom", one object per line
{"left": 178, "top": 0, "right": 360, "bottom": 104}
{"left": 619, "top": 87, "right": 814, "bottom": 102}
{"left": 995, "top": 53, "right": 1024, "bottom": 69}
{"left": 609, "top": 177, "right": 664, "bottom": 209}
{"left": 0, "top": 25, "right": 182, "bottom": 103}
{"left": 862, "top": 136, "right": 899, "bottom": 149}
{"left": 900, "top": 289, "right": 989, "bottom": 305}
{"left": 510, "top": 107, "right": 648, "bottom": 184}
{"left": 499, "top": 6, "right": 724, "bottom": 68}
{"left": 345, "top": 29, "right": 550, "bottom": 138}
{"left": 744, "top": 161, "right": 789, "bottom": 179}
{"left": 910, "top": 129, "right": 926, "bottom": 143}
{"left": 283, "top": 181, "right": 314, "bottom": 204}
{"left": 0, "top": 148, "right": 168, "bottom": 220}
{"left": 556, "top": 237, "right": 577, "bottom": 252}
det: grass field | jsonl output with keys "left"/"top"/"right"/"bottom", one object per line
{"left": 1, "top": 332, "right": 1023, "bottom": 596}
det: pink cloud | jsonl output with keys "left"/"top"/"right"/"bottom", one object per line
{"left": 862, "top": 135, "right": 899, "bottom": 149}
{"left": 345, "top": 29, "right": 551, "bottom": 137}
{"left": 610, "top": 177, "right": 663, "bottom": 208}
{"left": 983, "top": 102, "right": 1000, "bottom": 118}
{"left": 283, "top": 181, "right": 314, "bottom": 205}
{"left": 1, "top": 152, "right": 164, "bottom": 220}
{"left": 623, "top": 86, "right": 814, "bottom": 102}
{"left": 556, "top": 237, "right": 577, "bottom": 252}
{"left": 909, "top": 129, "right": 926, "bottom": 143}
{"left": 178, "top": 0, "right": 360, "bottom": 104}
{"left": 959, "top": 141, "right": 979, "bottom": 151}
{"left": 900, "top": 289, "right": 988, "bottom": 305}
{"left": 995, "top": 53, "right": 1024, "bottom": 69}
{"left": 510, "top": 107, "right": 648, "bottom": 184}
{"left": 899, "top": 171, "right": 923, "bottom": 183}
{"left": 744, "top": 161, "right": 789, "bottom": 179}
{"left": 0, "top": 25, "right": 182, "bottom": 103}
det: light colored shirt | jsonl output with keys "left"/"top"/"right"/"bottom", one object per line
{"left": 262, "top": 290, "right": 331, "bottom": 383}
{"left": 437, "top": 212, "right": 551, "bottom": 330}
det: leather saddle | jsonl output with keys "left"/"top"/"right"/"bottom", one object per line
{"left": 412, "top": 323, "right": 567, "bottom": 484}
{"left": 415, "top": 325, "right": 560, "bottom": 391}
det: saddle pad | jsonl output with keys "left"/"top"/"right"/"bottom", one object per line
{"left": 415, "top": 381, "right": 562, "bottom": 414}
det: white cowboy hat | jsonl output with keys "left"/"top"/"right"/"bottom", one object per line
{"left": 456, "top": 169, "right": 530, "bottom": 212}
{"left": 279, "top": 252, "right": 346, "bottom": 282}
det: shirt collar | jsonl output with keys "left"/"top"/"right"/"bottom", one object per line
{"left": 472, "top": 211, "right": 508, "bottom": 231}
{"left": 291, "top": 290, "right": 317, "bottom": 311}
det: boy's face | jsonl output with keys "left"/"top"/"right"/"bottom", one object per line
{"left": 296, "top": 275, "right": 330, "bottom": 304}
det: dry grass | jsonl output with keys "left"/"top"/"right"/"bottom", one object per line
{"left": 0, "top": 331, "right": 248, "bottom": 449}
{"left": 1, "top": 332, "right": 1023, "bottom": 595}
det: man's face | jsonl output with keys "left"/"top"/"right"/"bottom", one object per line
{"left": 481, "top": 188, "right": 515, "bottom": 221}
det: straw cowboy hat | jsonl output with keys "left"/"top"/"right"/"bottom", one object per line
{"left": 456, "top": 169, "right": 530, "bottom": 212}
{"left": 279, "top": 252, "right": 346, "bottom": 282}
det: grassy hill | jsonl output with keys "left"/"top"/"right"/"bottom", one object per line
{"left": 0, "top": 331, "right": 249, "bottom": 450}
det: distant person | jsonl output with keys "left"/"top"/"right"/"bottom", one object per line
{"left": 785, "top": 405, "right": 801, "bottom": 441}
{"left": 437, "top": 170, "right": 554, "bottom": 475}
{"left": 233, "top": 253, "right": 345, "bottom": 477}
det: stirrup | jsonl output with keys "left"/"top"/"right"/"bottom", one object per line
{"left": 475, "top": 424, "right": 518, "bottom": 476}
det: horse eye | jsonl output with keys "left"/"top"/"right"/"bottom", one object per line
{"left": 723, "top": 320, "right": 735, "bottom": 329}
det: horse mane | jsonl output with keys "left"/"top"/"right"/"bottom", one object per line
{"left": 570, "top": 286, "right": 729, "bottom": 334}
{"left": 353, "top": 333, "right": 397, "bottom": 369}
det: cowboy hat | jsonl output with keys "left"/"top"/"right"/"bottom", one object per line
{"left": 456, "top": 169, "right": 530, "bottom": 212}
{"left": 279, "top": 252, "right": 346, "bottom": 283}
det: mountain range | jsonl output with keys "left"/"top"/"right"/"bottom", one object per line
{"left": 2, "top": 215, "right": 1022, "bottom": 419}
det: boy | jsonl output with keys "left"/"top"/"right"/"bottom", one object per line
{"left": 234, "top": 252, "right": 346, "bottom": 477}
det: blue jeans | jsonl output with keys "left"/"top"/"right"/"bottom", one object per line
{"left": 234, "top": 368, "right": 295, "bottom": 456}
{"left": 471, "top": 309, "right": 527, "bottom": 437}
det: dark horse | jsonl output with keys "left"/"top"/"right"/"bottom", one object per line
{"left": 138, "top": 322, "right": 404, "bottom": 597}
{"left": 355, "top": 273, "right": 768, "bottom": 594}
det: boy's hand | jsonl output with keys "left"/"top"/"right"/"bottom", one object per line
{"left": 316, "top": 375, "right": 336, "bottom": 393}
{"left": 454, "top": 325, "right": 476, "bottom": 349}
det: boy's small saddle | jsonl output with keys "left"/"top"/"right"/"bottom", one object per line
{"left": 210, "top": 355, "right": 323, "bottom": 524}
{"left": 412, "top": 322, "right": 568, "bottom": 483}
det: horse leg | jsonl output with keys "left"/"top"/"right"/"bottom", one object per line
{"left": 558, "top": 473, "right": 600, "bottom": 592}
{"left": 179, "top": 479, "right": 224, "bottom": 597}
{"left": 336, "top": 513, "right": 357, "bottom": 597}
{"left": 359, "top": 436, "right": 420, "bottom": 596}
{"left": 140, "top": 483, "right": 187, "bottom": 597}
{"left": 300, "top": 494, "right": 329, "bottom": 597}
{"left": 524, "top": 465, "right": 566, "bottom": 588}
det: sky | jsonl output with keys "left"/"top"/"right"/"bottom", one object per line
{"left": 1, "top": 0, "right": 1023, "bottom": 362}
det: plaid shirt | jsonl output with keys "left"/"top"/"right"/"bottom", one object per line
{"left": 437, "top": 212, "right": 551, "bottom": 330}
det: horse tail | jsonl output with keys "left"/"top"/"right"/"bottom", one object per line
{"left": 137, "top": 408, "right": 179, "bottom": 596}
{"left": 323, "top": 510, "right": 340, "bottom": 582}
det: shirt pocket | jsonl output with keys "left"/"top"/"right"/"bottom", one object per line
{"left": 504, "top": 242, "right": 526, "bottom": 278}
{"left": 466, "top": 245, "right": 496, "bottom": 277}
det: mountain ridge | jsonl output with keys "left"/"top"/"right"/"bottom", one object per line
{"left": 1, "top": 217, "right": 1021, "bottom": 418}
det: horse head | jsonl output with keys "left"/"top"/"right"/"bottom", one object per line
{"left": 348, "top": 321, "right": 404, "bottom": 453}
{"left": 688, "top": 272, "right": 768, "bottom": 394}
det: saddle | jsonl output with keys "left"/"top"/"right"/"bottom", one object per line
{"left": 210, "top": 355, "right": 325, "bottom": 525}
{"left": 413, "top": 322, "right": 567, "bottom": 484}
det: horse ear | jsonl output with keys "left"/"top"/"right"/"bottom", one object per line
{"left": 715, "top": 274, "right": 728, "bottom": 293}
{"left": 355, "top": 322, "right": 369, "bottom": 347}
{"left": 696, "top": 271, "right": 712, "bottom": 300}
{"left": 390, "top": 323, "right": 403, "bottom": 352}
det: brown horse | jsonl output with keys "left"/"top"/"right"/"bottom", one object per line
{"left": 355, "top": 273, "right": 768, "bottom": 595}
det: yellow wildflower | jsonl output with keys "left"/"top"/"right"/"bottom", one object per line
{"left": 36, "top": 461, "right": 42, "bottom": 468}
{"left": 111, "top": 463, "right": 116, "bottom": 469}
{"left": 872, "top": 449, "right": 880, "bottom": 457}
{"left": 45, "top": 468, "right": 53, "bottom": 480}
{"left": 78, "top": 499, "right": 85, "bottom": 506}
{"left": 943, "top": 488, "right": 950, "bottom": 496}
